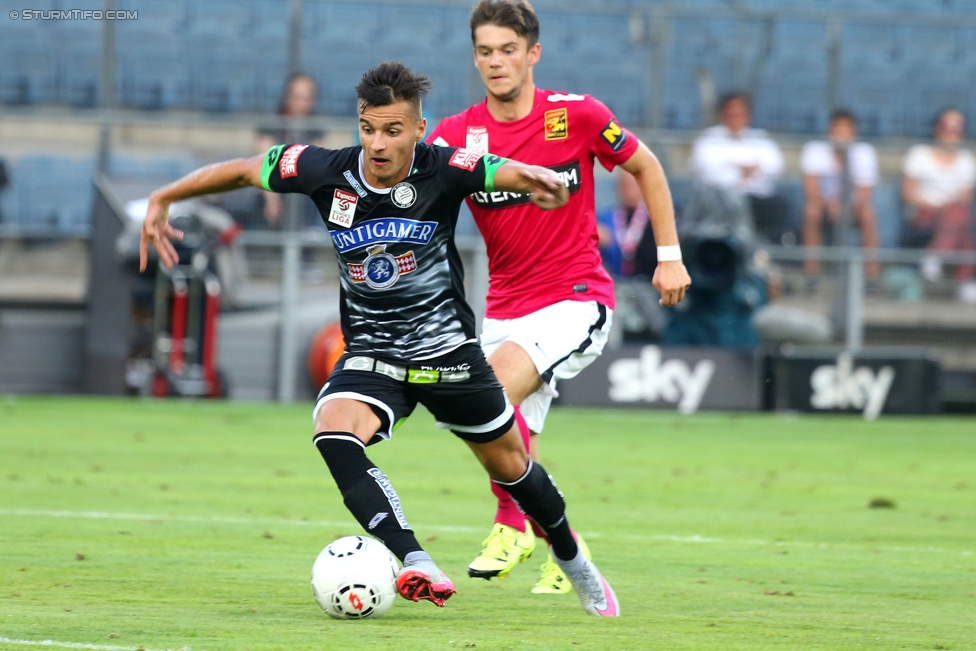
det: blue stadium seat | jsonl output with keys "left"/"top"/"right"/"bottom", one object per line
{"left": 115, "top": 0, "right": 188, "bottom": 33}
{"left": 107, "top": 153, "right": 201, "bottom": 181}
{"left": 59, "top": 41, "right": 102, "bottom": 108}
{"left": 9, "top": 156, "right": 96, "bottom": 235}
{"left": 841, "top": 23, "right": 900, "bottom": 64}
{"left": 0, "top": 40, "right": 58, "bottom": 106}
{"left": 771, "top": 20, "right": 828, "bottom": 58}
{"left": 900, "top": 58, "right": 966, "bottom": 137}
{"left": 301, "top": 2, "right": 382, "bottom": 46}
{"left": 899, "top": 24, "right": 964, "bottom": 65}
{"left": 567, "top": 12, "right": 637, "bottom": 56}
{"left": 838, "top": 57, "right": 904, "bottom": 137}
{"left": 188, "top": 36, "right": 260, "bottom": 112}
{"left": 116, "top": 29, "right": 191, "bottom": 110}
{"left": 250, "top": 0, "right": 290, "bottom": 40}
{"left": 580, "top": 63, "right": 647, "bottom": 127}
{"left": 186, "top": 0, "right": 253, "bottom": 37}
{"left": 756, "top": 56, "right": 828, "bottom": 134}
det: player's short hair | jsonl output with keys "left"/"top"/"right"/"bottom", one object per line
{"left": 355, "top": 61, "right": 431, "bottom": 118}
{"left": 470, "top": 0, "right": 540, "bottom": 48}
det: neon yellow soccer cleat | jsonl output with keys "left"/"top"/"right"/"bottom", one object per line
{"left": 467, "top": 523, "right": 536, "bottom": 579}
{"left": 531, "top": 534, "right": 591, "bottom": 594}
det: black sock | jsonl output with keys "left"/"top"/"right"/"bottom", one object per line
{"left": 495, "top": 460, "right": 578, "bottom": 561}
{"left": 313, "top": 432, "right": 422, "bottom": 562}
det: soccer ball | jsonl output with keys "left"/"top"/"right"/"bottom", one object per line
{"left": 311, "top": 535, "right": 399, "bottom": 620}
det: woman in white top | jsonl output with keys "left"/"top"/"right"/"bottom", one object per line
{"left": 901, "top": 108, "right": 975, "bottom": 296}
{"left": 801, "top": 109, "right": 880, "bottom": 279}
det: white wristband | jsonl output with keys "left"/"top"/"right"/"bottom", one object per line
{"left": 657, "top": 245, "right": 682, "bottom": 262}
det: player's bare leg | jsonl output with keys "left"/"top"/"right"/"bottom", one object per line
{"left": 469, "top": 342, "right": 591, "bottom": 591}
{"left": 313, "top": 398, "right": 455, "bottom": 606}
{"left": 465, "top": 426, "right": 619, "bottom": 616}
{"left": 467, "top": 343, "right": 540, "bottom": 578}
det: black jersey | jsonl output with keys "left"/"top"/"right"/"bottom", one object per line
{"left": 262, "top": 142, "right": 503, "bottom": 362}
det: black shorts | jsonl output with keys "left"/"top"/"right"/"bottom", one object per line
{"left": 312, "top": 343, "right": 515, "bottom": 444}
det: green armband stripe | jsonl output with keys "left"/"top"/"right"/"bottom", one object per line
{"left": 261, "top": 145, "right": 285, "bottom": 191}
{"left": 482, "top": 154, "right": 509, "bottom": 193}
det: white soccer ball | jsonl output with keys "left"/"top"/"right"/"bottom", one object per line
{"left": 311, "top": 535, "right": 399, "bottom": 620}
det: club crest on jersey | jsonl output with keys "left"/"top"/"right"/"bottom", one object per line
{"left": 390, "top": 182, "right": 416, "bottom": 209}
{"left": 347, "top": 244, "right": 417, "bottom": 290}
{"left": 328, "top": 189, "right": 358, "bottom": 228}
{"left": 544, "top": 108, "right": 568, "bottom": 141}
{"left": 601, "top": 119, "right": 628, "bottom": 152}
{"left": 465, "top": 126, "right": 489, "bottom": 156}
{"left": 279, "top": 144, "right": 308, "bottom": 178}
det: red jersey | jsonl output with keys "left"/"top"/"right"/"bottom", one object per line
{"left": 428, "top": 88, "right": 639, "bottom": 319}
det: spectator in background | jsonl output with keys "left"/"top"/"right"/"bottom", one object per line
{"left": 597, "top": 170, "right": 655, "bottom": 277}
{"left": 690, "top": 92, "right": 791, "bottom": 245}
{"left": 598, "top": 170, "right": 665, "bottom": 343}
{"left": 901, "top": 108, "right": 976, "bottom": 303}
{"left": 254, "top": 73, "right": 325, "bottom": 227}
{"left": 801, "top": 109, "right": 880, "bottom": 281}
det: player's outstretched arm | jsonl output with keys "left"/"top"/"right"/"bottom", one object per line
{"left": 140, "top": 155, "right": 264, "bottom": 271}
{"left": 492, "top": 160, "right": 569, "bottom": 210}
{"left": 620, "top": 141, "right": 692, "bottom": 307}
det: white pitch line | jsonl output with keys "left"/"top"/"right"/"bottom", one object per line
{"left": 0, "top": 636, "right": 189, "bottom": 651}
{"left": 0, "top": 508, "right": 972, "bottom": 557}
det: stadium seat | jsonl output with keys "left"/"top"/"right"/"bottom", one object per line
{"left": 188, "top": 35, "right": 264, "bottom": 113}
{"left": 59, "top": 41, "right": 102, "bottom": 108}
{"left": 107, "top": 154, "right": 202, "bottom": 182}
{"left": 0, "top": 42, "right": 58, "bottom": 106}
{"left": 249, "top": 0, "right": 290, "bottom": 40}
{"left": 9, "top": 156, "right": 96, "bottom": 235}
{"left": 301, "top": 2, "right": 382, "bottom": 47}
{"left": 116, "top": 30, "right": 191, "bottom": 110}
{"left": 115, "top": 0, "right": 188, "bottom": 33}
{"left": 186, "top": 0, "right": 252, "bottom": 37}
{"left": 580, "top": 64, "right": 647, "bottom": 127}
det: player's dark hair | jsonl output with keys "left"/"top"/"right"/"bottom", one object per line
{"left": 829, "top": 108, "right": 857, "bottom": 126}
{"left": 718, "top": 92, "right": 751, "bottom": 113}
{"left": 356, "top": 61, "right": 431, "bottom": 118}
{"left": 470, "top": 0, "right": 540, "bottom": 48}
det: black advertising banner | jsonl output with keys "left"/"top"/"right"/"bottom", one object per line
{"left": 765, "top": 347, "right": 941, "bottom": 417}
{"left": 557, "top": 346, "right": 764, "bottom": 413}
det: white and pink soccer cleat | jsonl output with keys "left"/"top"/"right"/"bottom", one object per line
{"left": 552, "top": 547, "right": 620, "bottom": 617}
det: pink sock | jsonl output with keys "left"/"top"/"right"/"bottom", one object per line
{"left": 489, "top": 406, "right": 534, "bottom": 533}
{"left": 491, "top": 479, "right": 527, "bottom": 532}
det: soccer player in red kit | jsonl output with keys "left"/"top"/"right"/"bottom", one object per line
{"left": 428, "top": 0, "right": 692, "bottom": 594}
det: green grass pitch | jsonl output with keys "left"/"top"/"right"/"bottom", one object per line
{"left": 1, "top": 396, "right": 974, "bottom": 651}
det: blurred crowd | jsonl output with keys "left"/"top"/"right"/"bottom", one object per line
{"left": 596, "top": 94, "right": 976, "bottom": 347}
{"left": 598, "top": 93, "right": 976, "bottom": 346}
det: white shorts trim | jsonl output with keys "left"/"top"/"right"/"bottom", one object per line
{"left": 436, "top": 401, "right": 515, "bottom": 434}
{"left": 312, "top": 391, "right": 396, "bottom": 441}
{"left": 481, "top": 300, "right": 613, "bottom": 434}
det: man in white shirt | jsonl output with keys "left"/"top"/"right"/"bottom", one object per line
{"left": 800, "top": 109, "right": 880, "bottom": 280}
{"left": 690, "top": 93, "right": 789, "bottom": 244}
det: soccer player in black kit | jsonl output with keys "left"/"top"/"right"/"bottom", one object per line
{"left": 140, "top": 61, "right": 620, "bottom": 617}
